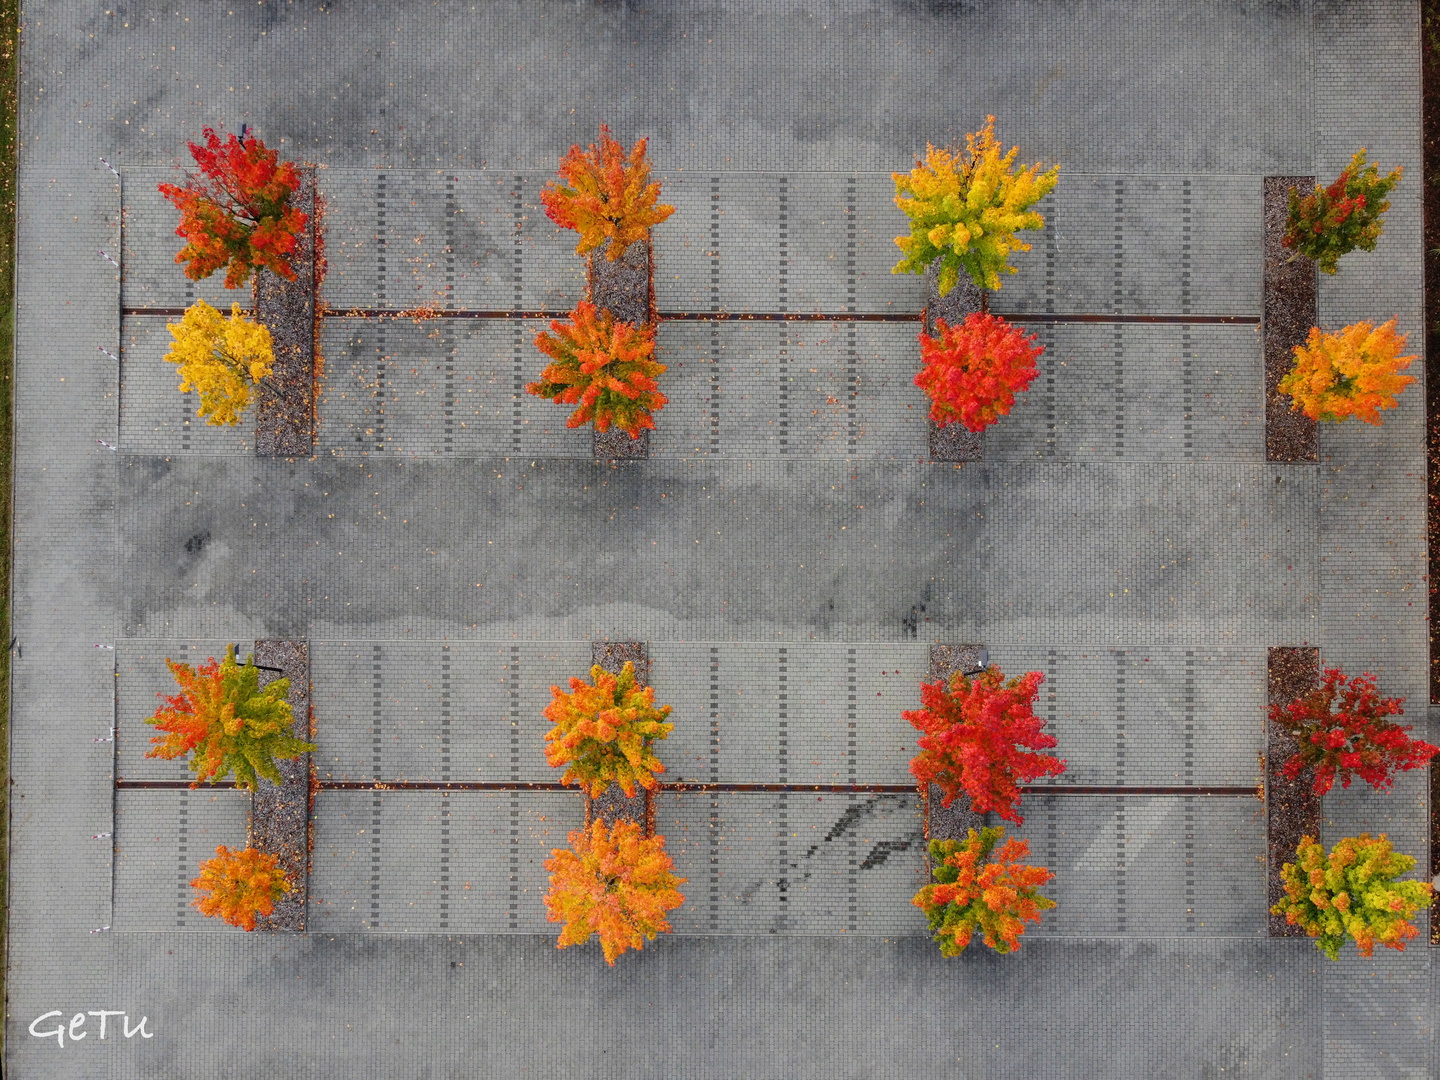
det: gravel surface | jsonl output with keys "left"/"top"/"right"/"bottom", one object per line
{"left": 922, "top": 644, "right": 989, "bottom": 847}
{"left": 922, "top": 263, "right": 984, "bottom": 462}
{"left": 591, "top": 236, "right": 653, "bottom": 460}
{"left": 254, "top": 169, "right": 317, "bottom": 458}
{"left": 586, "top": 640, "right": 652, "bottom": 832}
{"left": 1262, "top": 177, "right": 1318, "bottom": 462}
{"left": 249, "top": 639, "right": 312, "bottom": 932}
{"left": 1265, "top": 646, "right": 1319, "bottom": 937}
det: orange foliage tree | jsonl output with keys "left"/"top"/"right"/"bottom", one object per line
{"left": 158, "top": 127, "right": 308, "bottom": 289}
{"left": 913, "top": 826, "right": 1055, "bottom": 956}
{"left": 191, "top": 844, "right": 291, "bottom": 930}
{"left": 544, "top": 818, "right": 686, "bottom": 965}
{"left": 541, "top": 124, "right": 675, "bottom": 260}
{"left": 145, "top": 644, "right": 316, "bottom": 791}
{"left": 1277, "top": 318, "right": 1416, "bottom": 425}
{"left": 906, "top": 665, "right": 1065, "bottom": 823}
{"left": 1270, "top": 666, "right": 1436, "bottom": 796}
{"left": 542, "top": 660, "right": 674, "bottom": 796}
{"left": 526, "top": 301, "right": 668, "bottom": 438}
{"left": 916, "top": 312, "right": 1043, "bottom": 433}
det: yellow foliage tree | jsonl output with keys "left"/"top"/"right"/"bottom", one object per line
{"left": 893, "top": 115, "right": 1060, "bottom": 297}
{"left": 544, "top": 818, "right": 686, "bottom": 965}
{"left": 164, "top": 300, "right": 276, "bottom": 426}
{"left": 1278, "top": 318, "right": 1416, "bottom": 425}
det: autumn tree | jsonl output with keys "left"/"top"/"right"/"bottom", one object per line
{"left": 541, "top": 124, "right": 675, "bottom": 260}
{"left": 158, "top": 127, "right": 308, "bottom": 289}
{"left": 542, "top": 661, "right": 673, "bottom": 797}
{"left": 1271, "top": 834, "right": 1432, "bottom": 960}
{"left": 916, "top": 313, "right": 1042, "bottom": 433}
{"left": 906, "top": 665, "right": 1065, "bottom": 824}
{"left": 893, "top": 115, "right": 1059, "bottom": 298}
{"left": 145, "top": 644, "right": 316, "bottom": 791}
{"left": 913, "top": 826, "right": 1055, "bottom": 956}
{"left": 544, "top": 818, "right": 686, "bottom": 965}
{"left": 1269, "top": 666, "right": 1436, "bottom": 796}
{"left": 1277, "top": 318, "right": 1416, "bottom": 426}
{"left": 526, "top": 300, "right": 668, "bottom": 438}
{"left": 1282, "top": 150, "right": 1402, "bottom": 275}
{"left": 164, "top": 300, "right": 277, "bottom": 426}
{"left": 191, "top": 844, "right": 291, "bottom": 931}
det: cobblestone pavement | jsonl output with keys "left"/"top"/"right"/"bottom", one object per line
{"left": 9, "top": 1, "right": 1431, "bottom": 1077}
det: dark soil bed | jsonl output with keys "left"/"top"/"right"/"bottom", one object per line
{"left": 587, "top": 640, "right": 652, "bottom": 834}
{"left": 254, "top": 168, "right": 317, "bottom": 458}
{"left": 249, "top": 639, "right": 311, "bottom": 932}
{"left": 1266, "top": 646, "right": 1319, "bottom": 937}
{"left": 1262, "top": 177, "right": 1318, "bottom": 463}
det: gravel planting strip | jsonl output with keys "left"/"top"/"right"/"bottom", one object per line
{"left": 1266, "top": 646, "right": 1319, "bottom": 937}
{"left": 586, "top": 640, "right": 652, "bottom": 834}
{"left": 921, "top": 264, "right": 984, "bottom": 462}
{"left": 253, "top": 168, "right": 316, "bottom": 458}
{"left": 1262, "top": 177, "right": 1318, "bottom": 462}
{"left": 249, "top": 639, "right": 311, "bottom": 932}
{"left": 591, "top": 237, "right": 653, "bottom": 461}
{"left": 921, "top": 644, "right": 989, "bottom": 847}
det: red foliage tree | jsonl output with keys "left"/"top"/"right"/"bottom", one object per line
{"left": 1270, "top": 666, "right": 1437, "bottom": 796}
{"left": 915, "top": 312, "right": 1042, "bottom": 433}
{"left": 905, "top": 666, "right": 1066, "bottom": 823}
{"left": 158, "top": 127, "right": 308, "bottom": 289}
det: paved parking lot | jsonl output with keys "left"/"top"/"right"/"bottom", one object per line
{"left": 8, "top": 1, "right": 1431, "bottom": 1077}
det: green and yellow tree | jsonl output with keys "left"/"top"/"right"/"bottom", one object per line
{"left": 542, "top": 661, "right": 673, "bottom": 796}
{"left": 164, "top": 300, "right": 277, "bottom": 426}
{"left": 191, "top": 844, "right": 291, "bottom": 930}
{"left": 1282, "top": 150, "right": 1401, "bottom": 275}
{"left": 1271, "top": 834, "right": 1432, "bottom": 960}
{"left": 893, "top": 115, "right": 1059, "bottom": 297}
{"left": 145, "top": 644, "right": 316, "bottom": 791}
{"left": 544, "top": 818, "right": 686, "bottom": 965}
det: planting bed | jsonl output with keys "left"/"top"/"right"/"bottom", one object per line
{"left": 921, "top": 643, "right": 988, "bottom": 845}
{"left": 254, "top": 168, "right": 318, "bottom": 458}
{"left": 585, "top": 640, "right": 652, "bottom": 833}
{"left": 1265, "top": 646, "right": 1319, "bottom": 938}
{"left": 1261, "top": 177, "right": 1318, "bottom": 463}
{"left": 921, "top": 265, "right": 984, "bottom": 462}
{"left": 248, "top": 639, "right": 312, "bottom": 932}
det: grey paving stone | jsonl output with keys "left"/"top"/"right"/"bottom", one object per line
{"left": 10, "top": 0, "right": 1432, "bottom": 1076}
{"left": 119, "top": 315, "right": 256, "bottom": 455}
{"left": 112, "top": 790, "right": 250, "bottom": 933}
